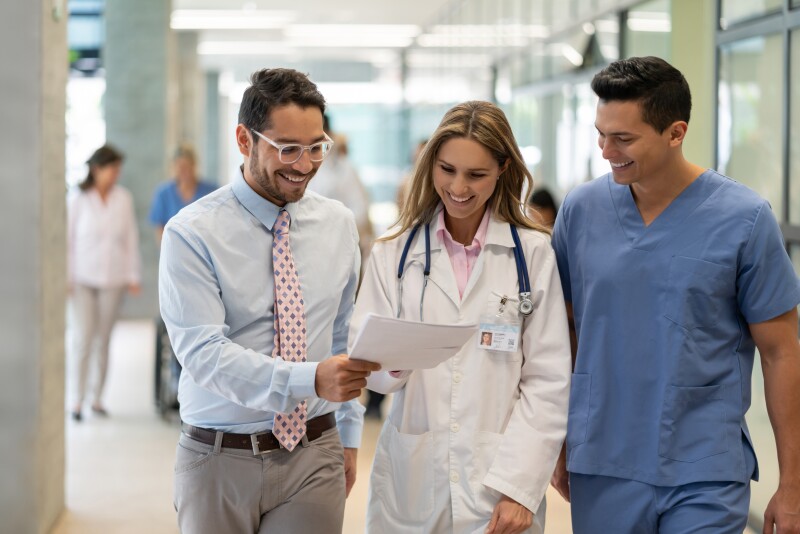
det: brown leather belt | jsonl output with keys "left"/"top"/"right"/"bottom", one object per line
{"left": 182, "top": 412, "right": 336, "bottom": 455}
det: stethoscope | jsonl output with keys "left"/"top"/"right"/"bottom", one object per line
{"left": 396, "top": 222, "right": 533, "bottom": 321}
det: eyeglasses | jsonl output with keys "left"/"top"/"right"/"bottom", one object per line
{"left": 250, "top": 129, "right": 334, "bottom": 164}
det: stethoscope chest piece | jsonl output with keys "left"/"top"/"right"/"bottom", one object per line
{"left": 518, "top": 292, "right": 534, "bottom": 316}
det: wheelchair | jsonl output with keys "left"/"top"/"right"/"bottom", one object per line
{"left": 154, "top": 317, "right": 181, "bottom": 416}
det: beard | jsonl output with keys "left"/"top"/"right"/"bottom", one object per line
{"left": 248, "top": 147, "right": 314, "bottom": 205}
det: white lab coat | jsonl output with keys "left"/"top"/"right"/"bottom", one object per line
{"left": 351, "top": 208, "right": 571, "bottom": 534}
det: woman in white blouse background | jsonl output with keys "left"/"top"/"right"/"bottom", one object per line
{"left": 67, "top": 145, "right": 141, "bottom": 421}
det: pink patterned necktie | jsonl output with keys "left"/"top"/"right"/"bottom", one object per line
{"left": 271, "top": 210, "right": 308, "bottom": 451}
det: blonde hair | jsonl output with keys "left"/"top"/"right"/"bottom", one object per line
{"left": 386, "top": 100, "right": 547, "bottom": 240}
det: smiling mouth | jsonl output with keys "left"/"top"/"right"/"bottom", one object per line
{"left": 610, "top": 161, "right": 633, "bottom": 169}
{"left": 278, "top": 172, "right": 307, "bottom": 184}
{"left": 447, "top": 191, "right": 474, "bottom": 203}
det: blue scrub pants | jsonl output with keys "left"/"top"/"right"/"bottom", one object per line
{"left": 570, "top": 473, "right": 750, "bottom": 533}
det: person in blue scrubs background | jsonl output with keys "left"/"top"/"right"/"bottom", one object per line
{"left": 149, "top": 144, "right": 217, "bottom": 245}
{"left": 551, "top": 56, "right": 800, "bottom": 533}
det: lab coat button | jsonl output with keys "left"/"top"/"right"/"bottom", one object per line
{"left": 450, "top": 471, "right": 459, "bottom": 483}
{"left": 453, "top": 373, "right": 462, "bottom": 383}
{"left": 451, "top": 423, "right": 460, "bottom": 433}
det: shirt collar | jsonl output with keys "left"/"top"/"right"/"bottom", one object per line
{"left": 435, "top": 204, "right": 491, "bottom": 250}
{"left": 231, "top": 166, "right": 300, "bottom": 232}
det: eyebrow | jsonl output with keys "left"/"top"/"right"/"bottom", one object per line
{"left": 595, "top": 125, "right": 636, "bottom": 137}
{"left": 437, "top": 157, "right": 492, "bottom": 172}
{"left": 272, "top": 134, "right": 327, "bottom": 144}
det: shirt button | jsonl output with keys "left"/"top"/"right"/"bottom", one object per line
{"left": 451, "top": 423, "right": 460, "bottom": 433}
{"left": 453, "top": 373, "right": 462, "bottom": 383}
{"left": 450, "top": 471, "right": 460, "bottom": 483}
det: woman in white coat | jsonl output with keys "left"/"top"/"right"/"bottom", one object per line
{"left": 351, "top": 101, "right": 571, "bottom": 534}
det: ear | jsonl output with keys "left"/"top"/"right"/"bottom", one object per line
{"left": 667, "top": 121, "right": 689, "bottom": 147}
{"left": 235, "top": 124, "right": 252, "bottom": 157}
{"left": 499, "top": 158, "right": 511, "bottom": 177}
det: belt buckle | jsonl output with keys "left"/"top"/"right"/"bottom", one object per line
{"left": 250, "top": 432, "right": 279, "bottom": 455}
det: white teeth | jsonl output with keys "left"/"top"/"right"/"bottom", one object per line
{"left": 448, "top": 192, "right": 472, "bottom": 203}
{"left": 611, "top": 161, "right": 633, "bottom": 168}
{"left": 280, "top": 173, "right": 306, "bottom": 183}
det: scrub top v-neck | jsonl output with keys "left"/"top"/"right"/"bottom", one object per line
{"left": 552, "top": 170, "right": 800, "bottom": 487}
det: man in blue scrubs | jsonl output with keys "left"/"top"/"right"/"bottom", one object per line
{"left": 551, "top": 56, "right": 800, "bottom": 533}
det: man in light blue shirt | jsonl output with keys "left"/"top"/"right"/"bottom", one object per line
{"left": 160, "top": 68, "right": 380, "bottom": 534}
{"left": 551, "top": 57, "right": 800, "bottom": 533}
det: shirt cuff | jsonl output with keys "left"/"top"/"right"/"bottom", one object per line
{"left": 288, "top": 361, "right": 319, "bottom": 400}
{"left": 337, "top": 402, "right": 366, "bottom": 449}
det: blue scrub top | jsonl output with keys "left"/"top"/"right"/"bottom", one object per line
{"left": 552, "top": 170, "right": 800, "bottom": 487}
{"left": 149, "top": 180, "right": 217, "bottom": 227}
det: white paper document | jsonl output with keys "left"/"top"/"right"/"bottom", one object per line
{"left": 349, "top": 313, "right": 477, "bottom": 370}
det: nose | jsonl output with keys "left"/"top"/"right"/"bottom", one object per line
{"left": 291, "top": 149, "right": 314, "bottom": 174}
{"left": 450, "top": 173, "right": 470, "bottom": 194}
{"left": 600, "top": 138, "right": 616, "bottom": 160}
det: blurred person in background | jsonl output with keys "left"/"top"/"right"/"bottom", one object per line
{"left": 149, "top": 144, "right": 217, "bottom": 245}
{"left": 396, "top": 138, "right": 428, "bottom": 213}
{"left": 352, "top": 101, "right": 571, "bottom": 534}
{"left": 526, "top": 188, "right": 559, "bottom": 229}
{"left": 67, "top": 144, "right": 141, "bottom": 421}
{"left": 309, "top": 116, "right": 384, "bottom": 419}
{"left": 308, "top": 115, "right": 374, "bottom": 265}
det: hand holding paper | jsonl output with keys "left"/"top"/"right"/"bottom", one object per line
{"left": 349, "top": 313, "right": 477, "bottom": 370}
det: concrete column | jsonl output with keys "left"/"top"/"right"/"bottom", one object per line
{"left": 204, "top": 71, "right": 222, "bottom": 182}
{"left": 672, "top": 0, "right": 716, "bottom": 168}
{"left": 104, "top": 0, "right": 174, "bottom": 318}
{"left": 0, "top": 1, "right": 67, "bottom": 533}
{"left": 176, "top": 31, "right": 202, "bottom": 150}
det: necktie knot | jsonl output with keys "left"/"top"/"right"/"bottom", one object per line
{"left": 274, "top": 210, "right": 291, "bottom": 236}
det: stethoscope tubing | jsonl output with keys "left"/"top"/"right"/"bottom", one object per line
{"left": 396, "top": 220, "right": 532, "bottom": 320}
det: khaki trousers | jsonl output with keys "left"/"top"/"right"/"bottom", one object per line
{"left": 174, "top": 426, "right": 346, "bottom": 534}
{"left": 70, "top": 284, "right": 126, "bottom": 407}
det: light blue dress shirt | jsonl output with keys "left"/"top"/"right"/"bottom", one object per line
{"left": 552, "top": 170, "right": 800, "bottom": 487}
{"left": 159, "top": 169, "right": 364, "bottom": 447}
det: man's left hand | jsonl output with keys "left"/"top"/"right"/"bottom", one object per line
{"left": 344, "top": 448, "right": 358, "bottom": 498}
{"left": 485, "top": 494, "right": 533, "bottom": 534}
{"left": 763, "top": 484, "right": 800, "bottom": 534}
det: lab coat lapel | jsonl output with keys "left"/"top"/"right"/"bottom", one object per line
{"left": 460, "top": 214, "right": 515, "bottom": 304}
{"left": 407, "top": 210, "right": 460, "bottom": 310}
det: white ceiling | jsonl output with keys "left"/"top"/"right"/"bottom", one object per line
{"left": 172, "top": 0, "right": 456, "bottom": 80}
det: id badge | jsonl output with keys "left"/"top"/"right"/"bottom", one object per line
{"left": 477, "top": 314, "right": 521, "bottom": 352}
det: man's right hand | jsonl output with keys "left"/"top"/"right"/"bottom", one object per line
{"left": 550, "top": 443, "right": 570, "bottom": 502}
{"left": 315, "top": 355, "right": 381, "bottom": 402}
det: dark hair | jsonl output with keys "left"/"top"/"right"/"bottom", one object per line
{"left": 79, "top": 144, "right": 124, "bottom": 191}
{"left": 238, "top": 68, "right": 326, "bottom": 137}
{"left": 590, "top": 56, "right": 691, "bottom": 133}
{"left": 528, "top": 188, "right": 559, "bottom": 215}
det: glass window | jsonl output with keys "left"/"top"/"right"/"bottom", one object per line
{"left": 551, "top": 1, "right": 573, "bottom": 32}
{"left": 595, "top": 13, "right": 620, "bottom": 62}
{"left": 624, "top": 0, "right": 671, "bottom": 59}
{"left": 792, "top": 30, "right": 800, "bottom": 224}
{"left": 721, "top": 0, "right": 783, "bottom": 29}
{"left": 795, "top": 0, "right": 800, "bottom": 8}
{"left": 549, "top": 25, "right": 593, "bottom": 75}
{"left": 718, "top": 34, "right": 785, "bottom": 220}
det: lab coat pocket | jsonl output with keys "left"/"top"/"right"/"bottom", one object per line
{"left": 658, "top": 385, "right": 729, "bottom": 462}
{"left": 664, "top": 256, "right": 734, "bottom": 329}
{"left": 373, "top": 423, "right": 435, "bottom": 522}
{"left": 566, "top": 373, "right": 591, "bottom": 449}
{"left": 471, "top": 431, "right": 503, "bottom": 516}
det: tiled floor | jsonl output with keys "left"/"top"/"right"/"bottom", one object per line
{"left": 50, "top": 319, "right": 574, "bottom": 533}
